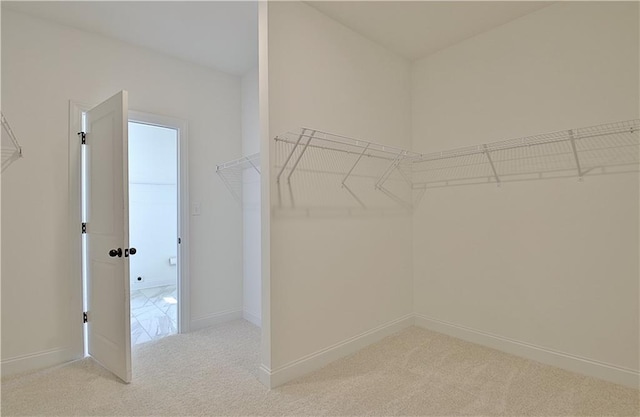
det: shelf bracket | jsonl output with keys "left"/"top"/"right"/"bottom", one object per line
{"left": 247, "top": 157, "right": 261, "bottom": 175}
{"left": 395, "top": 164, "right": 412, "bottom": 187}
{"left": 375, "top": 150, "right": 413, "bottom": 210}
{"left": 413, "top": 186, "right": 427, "bottom": 207}
{"left": 277, "top": 128, "right": 307, "bottom": 183}
{"left": 218, "top": 172, "right": 241, "bottom": 204}
{"left": 375, "top": 150, "right": 405, "bottom": 189}
{"left": 341, "top": 144, "right": 370, "bottom": 208}
{"left": 568, "top": 129, "right": 583, "bottom": 181}
{"left": 342, "top": 143, "right": 369, "bottom": 186}
{"left": 378, "top": 185, "right": 412, "bottom": 211}
{"left": 286, "top": 130, "right": 316, "bottom": 183}
{"left": 482, "top": 144, "right": 501, "bottom": 187}
{"left": 1, "top": 112, "right": 23, "bottom": 158}
{"left": 343, "top": 183, "right": 367, "bottom": 209}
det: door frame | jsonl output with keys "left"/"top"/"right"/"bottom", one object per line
{"left": 69, "top": 101, "right": 191, "bottom": 359}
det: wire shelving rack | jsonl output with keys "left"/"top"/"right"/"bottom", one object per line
{"left": 216, "top": 120, "right": 639, "bottom": 210}
{"left": 409, "top": 119, "right": 639, "bottom": 191}
{"left": 216, "top": 152, "right": 260, "bottom": 203}
{"left": 274, "top": 128, "right": 418, "bottom": 210}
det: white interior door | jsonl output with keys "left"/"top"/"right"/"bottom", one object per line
{"left": 85, "top": 91, "right": 132, "bottom": 383}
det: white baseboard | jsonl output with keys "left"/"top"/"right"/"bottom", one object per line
{"left": 190, "top": 309, "right": 243, "bottom": 331}
{"left": 414, "top": 314, "right": 639, "bottom": 389}
{"left": 259, "top": 313, "right": 414, "bottom": 389}
{"left": 243, "top": 310, "right": 262, "bottom": 327}
{"left": 258, "top": 364, "right": 272, "bottom": 388}
{"left": 1, "top": 346, "right": 80, "bottom": 378}
{"left": 6, "top": 314, "right": 635, "bottom": 392}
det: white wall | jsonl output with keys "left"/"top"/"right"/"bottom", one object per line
{"left": 128, "top": 122, "right": 177, "bottom": 289}
{"left": 241, "top": 67, "right": 261, "bottom": 327}
{"left": 1, "top": 10, "right": 243, "bottom": 373}
{"left": 264, "top": 1, "right": 413, "bottom": 385}
{"left": 412, "top": 2, "right": 639, "bottom": 385}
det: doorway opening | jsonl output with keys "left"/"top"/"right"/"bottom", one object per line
{"left": 128, "top": 121, "right": 179, "bottom": 344}
{"left": 77, "top": 103, "right": 189, "bottom": 361}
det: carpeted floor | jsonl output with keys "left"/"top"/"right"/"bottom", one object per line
{"left": 1, "top": 320, "right": 638, "bottom": 416}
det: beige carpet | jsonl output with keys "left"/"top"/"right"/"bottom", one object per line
{"left": 1, "top": 320, "right": 638, "bottom": 416}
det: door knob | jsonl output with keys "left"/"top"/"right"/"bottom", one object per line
{"left": 109, "top": 248, "right": 122, "bottom": 258}
{"left": 129, "top": 248, "right": 137, "bottom": 255}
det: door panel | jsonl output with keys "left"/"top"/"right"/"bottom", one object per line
{"left": 85, "top": 91, "right": 131, "bottom": 383}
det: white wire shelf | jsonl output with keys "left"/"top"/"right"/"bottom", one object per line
{"left": 410, "top": 119, "right": 639, "bottom": 189}
{"left": 216, "top": 152, "right": 260, "bottom": 203}
{"left": 275, "top": 128, "right": 416, "bottom": 210}
{"left": 273, "top": 120, "right": 639, "bottom": 211}
{"left": 1, "top": 112, "right": 23, "bottom": 172}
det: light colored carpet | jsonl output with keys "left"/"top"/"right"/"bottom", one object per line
{"left": 2, "top": 320, "right": 638, "bottom": 416}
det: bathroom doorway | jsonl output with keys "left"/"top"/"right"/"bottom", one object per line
{"left": 128, "top": 120, "right": 179, "bottom": 345}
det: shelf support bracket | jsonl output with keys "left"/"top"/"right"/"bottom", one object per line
{"left": 413, "top": 186, "right": 427, "bottom": 207}
{"left": 375, "top": 150, "right": 405, "bottom": 189}
{"left": 341, "top": 144, "right": 370, "bottom": 208}
{"left": 247, "top": 157, "right": 261, "bottom": 175}
{"left": 395, "top": 164, "right": 412, "bottom": 187}
{"left": 217, "top": 172, "right": 241, "bottom": 204}
{"left": 343, "top": 183, "right": 367, "bottom": 209}
{"left": 286, "top": 130, "right": 316, "bottom": 183}
{"left": 277, "top": 128, "right": 306, "bottom": 183}
{"left": 568, "top": 129, "right": 583, "bottom": 181}
{"left": 378, "top": 185, "right": 412, "bottom": 211}
{"left": 342, "top": 144, "right": 369, "bottom": 186}
{"left": 482, "top": 144, "right": 501, "bottom": 187}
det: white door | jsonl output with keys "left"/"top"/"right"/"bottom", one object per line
{"left": 84, "top": 91, "right": 132, "bottom": 383}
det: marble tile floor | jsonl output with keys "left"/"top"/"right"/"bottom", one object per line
{"left": 130, "top": 284, "right": 177, "bottom": 345}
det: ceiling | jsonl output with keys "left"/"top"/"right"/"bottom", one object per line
{"left": 2, "top": 1, "right": 258, "bottom": 75}
{"left": 3, "top": 1, "right": 551, "bottom": 73}
{"left": 308, "top": 1, "right": 552, "bottom": 61}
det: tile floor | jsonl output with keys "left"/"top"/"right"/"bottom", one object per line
{"left": 131, "top": 284, "right": 177, "bottom": 345}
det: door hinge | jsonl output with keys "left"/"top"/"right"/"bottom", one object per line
{"left": 83, "top": 312, "right": 88, "bottom": 323}
{"left": 82, "top": 222, "right": 87, "bottom": 234}
{"left": 78, "top": 131, "right": 86, "bottom": 145}
{"left": 178, "top": 237, "right": 181, "bottom": 244}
